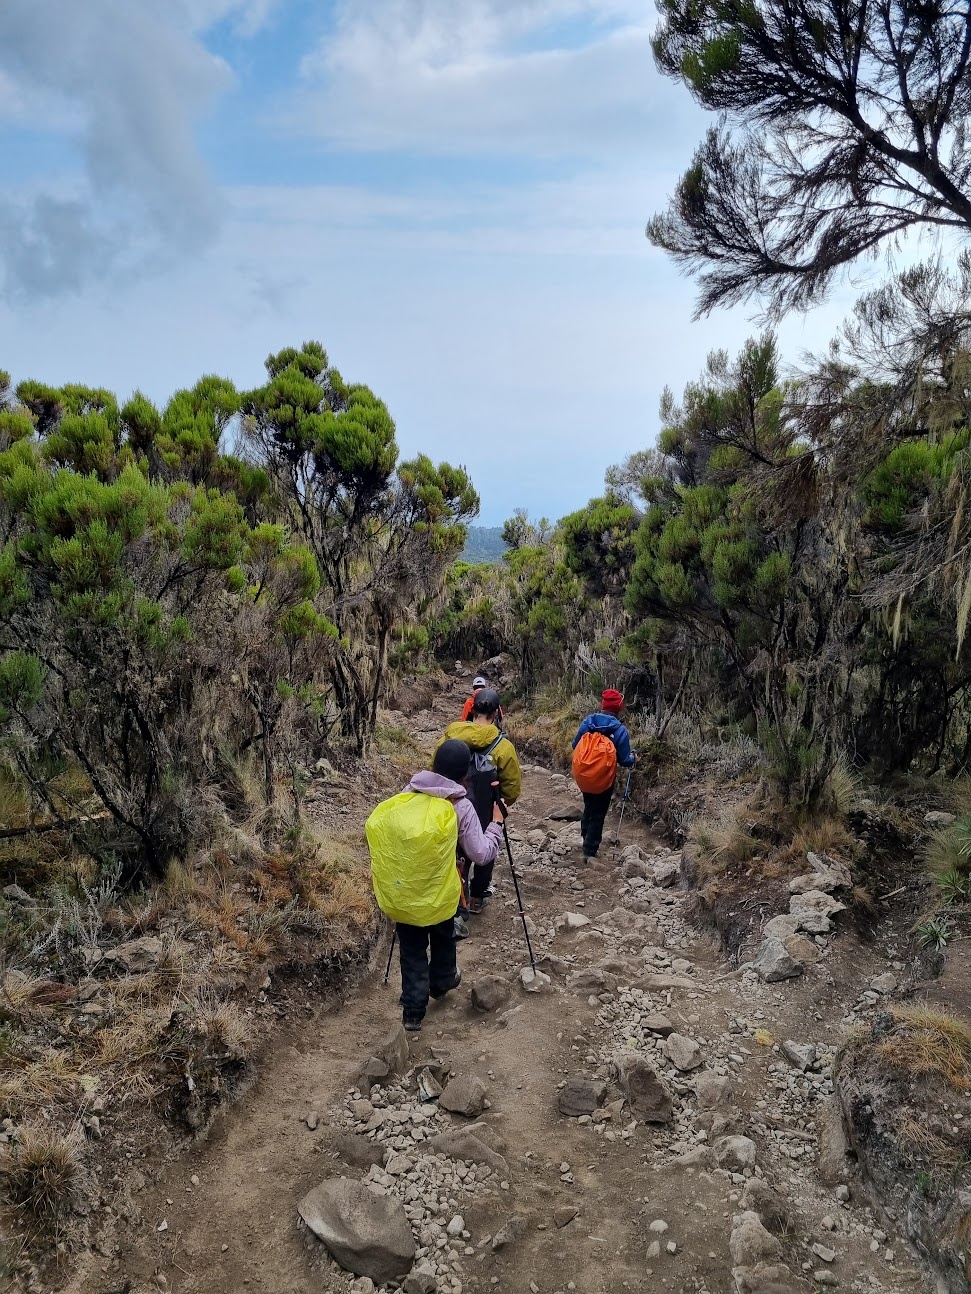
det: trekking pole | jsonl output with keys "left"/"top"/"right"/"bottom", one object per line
{"left": 496, "top": 799, "right": 537, "bottom": 973}
{"left": 616, "top": 767, "right": 634, "bottom": 839}
{"left": 383, "top": 926, "right": 397, "bottom": 985}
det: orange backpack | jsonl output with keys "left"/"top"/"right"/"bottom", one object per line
{"left": 572, "top": 731, "right": 618, "bottom": 793}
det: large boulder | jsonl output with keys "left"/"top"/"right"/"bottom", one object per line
{"left": 613, "top": 1054, "right": 673, "bottom": 1123}
{"left": 298, "top": 1177, "right": 415, "bottom": 1282}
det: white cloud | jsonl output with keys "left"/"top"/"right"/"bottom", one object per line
{"left": 292, "top": 0, "right": 690, "bottom": 158}
{"left": 0, "top": 1, "right": 264, "bottom": 298}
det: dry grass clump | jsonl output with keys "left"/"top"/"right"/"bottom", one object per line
{"left": 876, "top": 1007, "right": 971, "bottom": 1092}
{"left": 0, "top": 1125, "right": 84, "bottom": 1232}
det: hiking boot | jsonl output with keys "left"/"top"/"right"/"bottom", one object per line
{"left": 453, "top": 915, "right": 470, "bottom": 939}
{"left": 403, "top": 1014, "right": 422, "bottom": 1032}
{"left": 430, "top": 969, "right": 462, "bottom": 999}
{"left": 485, "top": 883, "right": 496, "bottom": 897}
{"left": 467, "top": 897, "right": 484, "bottom": 915}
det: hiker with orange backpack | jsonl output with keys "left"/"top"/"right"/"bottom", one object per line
{"left": 571, "top": 689, "right": 636, "bottom": 862}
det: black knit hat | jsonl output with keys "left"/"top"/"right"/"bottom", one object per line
{"left": 433, "top": 739, "right": 472, "bottom": 783}
{"left": 472, "top": 687, "right": 501, "bottom": 716}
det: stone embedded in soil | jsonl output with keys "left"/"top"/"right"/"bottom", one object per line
{"left": 424, "top": 1129, "right": 508, "bottom": 1176}
{"left": 101, "top": 934, "right": 167, "bottom": 974}
{"left": 491, "top": 1215, "right": 528, "bottom": 1250}
{"left": 643, "top": 1012, "right": 675, "bottom": 1037}
{"left": 359, "top": 1057, "right": 392, "bottom": 1086}
{"left": 869, "top": 971, "right": 897, "bottom": 994}
{"left": 470, "top": 976, "right": 510, "bottom": 1012}
{"left": 762, "top": 914, "right": 802, "bottom": 941}
{"left": 377, "top": 1024, "right": 410, "bottom": 1074}
{"left": 693, "top": 1070, "right": 730, "bottom": 1110}
{"left": 740, "top": 1178, "right": 789, "bottom": 1232}
{"left": 730, "top": 1211, "right": 782, "bottom": 1268}
{"left": 714, "top": 1135, "right": 758, "bottom": 1169}
{"left": 664, "top": 1033, "right": 703, "bottom": 1072}
{"left": 753, "top": 939, "right": 803, "bottom": 983}
{"left": 520, "top": 967, "right": 552, "bottom": 993}
{"left": 788, "top": 889, "right": 845, "bottom": 934}
{"left": 788, "top": 870, "right": 843, "bottom": 895}
{"left": 402, "top": 1265, "right": 439, "bottom": 1294}
{"left": 549, "top": 806, "right": 583, "bottom": 821}
{"left": 417, "top": 1069, "right": 442, "bottom": 1102}
{"left": 298, "top": 1177, "right": 415, "bottom": 1282}
{"left": 563, "top": 911, "right": 591, "bottom": 929}
{"left": 652, "top": 859, "right": 680, "bottom": 888}
{"left": 558, "top": 1076, "right": 607, "bottom": 1117}
{"left": 783, "top": 934, "right": 819, "bottom": 965}
{"left": 554, "top": 1205, "right": 579, "bottom": 1228}
{"left": 614, "top": 1054, "right": 674, "bottom": 1123}
{"left": 816, "top": 1095, "right": 853, "bottom": 1186}
{"left": 924, "top": 810, "right": 956, "bottom": 827}
{"left": 781, "top": 1040, "right": 816, "bottom": 1071}
{"left": 439, "top": 1074, "right": 487, "bottom": 1118}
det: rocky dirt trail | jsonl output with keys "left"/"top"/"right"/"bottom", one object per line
{"left": 75, "top": 678, "right": 935, "bottom": 1294}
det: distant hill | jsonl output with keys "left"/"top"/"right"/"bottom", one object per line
{"left": 461, "top": 525, "right": 507, "bottom": 564}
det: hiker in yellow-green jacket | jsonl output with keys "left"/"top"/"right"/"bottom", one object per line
{"left": 366, "top": 740, "right": 503, "bottom": 1032}
{"left": 438, "top": 688, "right": 521, "bottom": 915}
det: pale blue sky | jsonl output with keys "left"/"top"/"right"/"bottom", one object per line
{"left": 0, "top": 0, "right": 856, "bottom": 523}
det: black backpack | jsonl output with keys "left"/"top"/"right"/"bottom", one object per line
{"left": 466, "top": 732, "right": 505, "bottom": 829}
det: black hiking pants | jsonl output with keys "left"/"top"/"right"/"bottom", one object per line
{"left": 468, "top": 859, "right": 495, "bottom": 901}
{"left": 581, "top": 788, "right": 614, "bottom": 858}
{"left": 397, "top": 918, "right": 457, "bottom": 1022}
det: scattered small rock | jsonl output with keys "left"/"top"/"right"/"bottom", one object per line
{"left": 664, "top": 1033, "right": 703, "bottom": 1072}
{"left": 492, "top": 1215, "right": 528, "bottom": 1250}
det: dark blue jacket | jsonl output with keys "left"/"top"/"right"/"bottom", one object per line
{"left": 572, "top": 713, "right": 635, "bottom": 767}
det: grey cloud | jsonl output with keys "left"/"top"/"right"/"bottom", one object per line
{"left": 0, "top": 0, "right": 241, "bottom": 299}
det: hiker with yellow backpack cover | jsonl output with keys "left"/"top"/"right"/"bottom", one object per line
{"left": 365, "top": 740, "right": 503, "bottom": 1033}
{"left": 571, "top": 688, "right": 636, "bottom": 862}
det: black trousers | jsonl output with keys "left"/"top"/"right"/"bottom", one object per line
{"left": 468, "top": 859, "right": 495, "bottom": 900}
{"left": 397, "top": 919, "right": 457, "bottom": 1020}
{"left": 581, "top": 788, "right": 614, "bottom": 857}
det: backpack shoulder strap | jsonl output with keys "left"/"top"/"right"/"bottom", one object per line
{"left": 484, "top": 732, "right": 505, "bottom": 758}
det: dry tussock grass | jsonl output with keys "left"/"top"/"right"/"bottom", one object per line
{"left": 0, "top": 1125, "right": 84, "bottom": 1233}
{"left": 876, "top": 1007, "right": 971, "bottom": 1092}
{"left": 897, "top": 1115, "right": 961, "bottom": 1166}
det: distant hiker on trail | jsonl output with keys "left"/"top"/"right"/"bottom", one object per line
{"left": 461, "top": 674, "right": 504, "bottom": 725}
{"left": 439, "top": 688, "right": 521, "bottom": 915}
{"left": 365, "top": 740, "right": 503, "bottom": 1032}
{"left": 571, "top": 689, "right": 636, "bottom": 862}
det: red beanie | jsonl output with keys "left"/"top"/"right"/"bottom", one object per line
{"left": 602, "top": 689, "right": 624, "bottom": 712}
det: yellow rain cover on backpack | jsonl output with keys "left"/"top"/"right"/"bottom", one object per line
{"left": 366, "top": 792, "right": 461, "bottom": 926}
